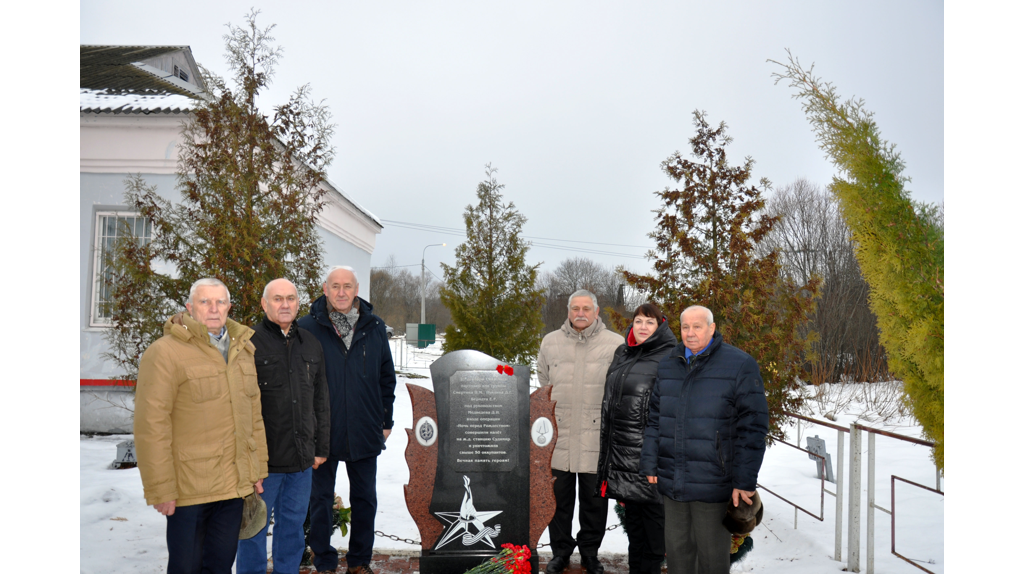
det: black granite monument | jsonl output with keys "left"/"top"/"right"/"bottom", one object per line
{"left": 410, "top": 350, "right": 547, "bottom": 574}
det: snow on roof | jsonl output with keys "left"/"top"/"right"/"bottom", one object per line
{"left": 80, "top": 88, "right": 198, "bottom": 114}
{"left": 322, "top": 175, "right": 382, "bottom": 228}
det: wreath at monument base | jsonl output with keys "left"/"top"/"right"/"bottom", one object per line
{"left": 300, "top": 493, "right": 352, "bottom": 566}
{"left": 731, "top": 533, "right": 754, "bottom": 563}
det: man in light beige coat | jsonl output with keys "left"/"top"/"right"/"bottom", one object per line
{"left": 538, "top": 289, "right": 625, "bottom": 574}
{"left": 135, "top": 277, "right": 269, "bottom": 574}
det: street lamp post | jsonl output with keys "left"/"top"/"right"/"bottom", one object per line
{"left": 421, "top": 243, "right": 446, "bottom": 324}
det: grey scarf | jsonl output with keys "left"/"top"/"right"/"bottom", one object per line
{"left": 329, "top": 304, "right": 360, "bottom": 349}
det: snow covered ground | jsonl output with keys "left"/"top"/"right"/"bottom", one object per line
{"left": 81, "top": 340, "right": 943, "bottom": 573}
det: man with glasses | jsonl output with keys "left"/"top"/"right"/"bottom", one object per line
{"left": 135, "top": 277, "right": 269, "bottom": 574}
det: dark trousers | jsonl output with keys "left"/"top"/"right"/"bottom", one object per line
{"left": 549, "top": 469, "right": 609, "bottom": 557}
{"left": 165, "top": 497, "right": 244, "bottom": 574}
{"left": 309, "top": 455, "right": 378, "bottom": 571}
{"left": 622, "top": 500, "right": 666, "bottom": 574}
{"left": 663, "top": 498, "right": 731, "bottom": 574}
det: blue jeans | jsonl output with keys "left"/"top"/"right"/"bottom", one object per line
{"left": 166, "top": 497, "right": 243, "bottom": 574}
{"left": 309, "top": 456, "right": 378, "bottom": 571}
{"left": 236, "top": 468, "right": 313, "bottom": 574}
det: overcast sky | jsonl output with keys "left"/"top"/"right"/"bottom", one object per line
{"left": 81, "top": 1, "right": 943, "bottom": 280}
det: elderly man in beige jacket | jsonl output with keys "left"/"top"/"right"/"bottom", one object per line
{"left": 135, "top": 277, "right": 269, "bottom": 574}
{"left": 538, "top": 289, "right": 625, "bottom": 574}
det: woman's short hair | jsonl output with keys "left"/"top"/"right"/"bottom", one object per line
{"left": 632, "top": 302, "right": 665, "bottom": 322}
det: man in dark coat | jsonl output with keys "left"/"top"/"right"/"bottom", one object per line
{"left": 640, "top": 305, "right": 769, "bottom": 574}
{"left": 237, "top": 278, "right": 330, "bottom": 574}
{"left": 298, "top": 266, "right": 397, "bottom": 574}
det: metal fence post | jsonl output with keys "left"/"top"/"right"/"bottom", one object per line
{"left": 848, "top": 423, "right": 861, "bottom": 572}
{"left": 835, "top": 427, "right": 845, "bottom": 561}
{"left": 867, "top": 432, "right": 875, "bottom": 574}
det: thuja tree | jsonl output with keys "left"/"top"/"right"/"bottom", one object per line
{"left": 618, "top": 111, "right": 821, "bottom": 441}
{"left": 772, "top": 51, "right": 945, "bottom": 469}
{"left": 103, "top": 10, "right": 334, "bottom": 380}
{"left": 439, "top": 165, "right": 546, "bottom": 366}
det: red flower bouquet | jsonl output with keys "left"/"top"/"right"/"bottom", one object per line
{"left": 462, "top": 543, "right": 532, "bottom": 574}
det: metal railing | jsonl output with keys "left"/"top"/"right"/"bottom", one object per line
{"left": 853, "top": 422, "right": 942, "bottom": 574}
{"left": 891, "top": 476, "right": 943, "bottom": 573}
{"left": 390, "top": 336, "right": 408, "bottom": 369}
{"left": 782, "top": 413, "right": 943, "bottom": 572}
{"left": 757, "top": 437, "right": 827, "bottom": 525}
{"left": 783, "top": 411, "right": 848, "bottom": 562}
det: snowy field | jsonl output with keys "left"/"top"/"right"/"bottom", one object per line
{"left": 81, "top": 340, "right": 943, "bottom": 573}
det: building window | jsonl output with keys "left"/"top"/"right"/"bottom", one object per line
{"left": 91, "top": 212, "right": 153, "bottom": 326}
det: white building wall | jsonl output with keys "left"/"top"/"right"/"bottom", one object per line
{"left": 80, "top": 112, "right": 381, "bottom": 432}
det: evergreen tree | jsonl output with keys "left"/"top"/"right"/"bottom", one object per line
{"left": 439, "top": 165, "right": 546, "bottom": 365}
{"left": 618, "top": 111, "right": 821, "bottom": 441}
{"left": 772, "top": 51, "right": 944, "bottom": 469}
{"left": 103, "top": 9, "right": 335, "bottom": 380}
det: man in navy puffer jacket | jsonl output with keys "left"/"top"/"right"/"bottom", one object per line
{"left": 640, "top": 305, "right": 768, "bottom": 574}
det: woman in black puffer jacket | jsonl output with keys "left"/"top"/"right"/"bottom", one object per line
{"left": 596, "top": 303, "right": 677, "bottom": 574}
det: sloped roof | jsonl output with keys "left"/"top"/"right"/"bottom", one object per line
{"left": 81, "top": 45, "right": 204, "bottom": 114}
{"left": 80, "top": 46, "right": 381, "bottom": 226}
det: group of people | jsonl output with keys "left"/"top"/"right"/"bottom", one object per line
{"left": 538, "top": 290, "right": 769, "bottom": 574}
{"left": 134, "top": 267, "right": 396, "bottom": 574}
{"left": 133, "top": 269, "right": 767, "bottom": 574}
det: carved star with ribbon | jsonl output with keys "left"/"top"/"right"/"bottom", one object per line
{"left": 433, "top": 476, "right": 503, "bottom": 549}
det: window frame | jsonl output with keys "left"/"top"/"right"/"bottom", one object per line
{"left": 89, "top": 211, "right": 153, "bottom": 327}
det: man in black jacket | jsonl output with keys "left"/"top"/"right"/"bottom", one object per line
{"left": 299, "top": 266, "right": 397, "bottom": 574}
{"left": 237, "top": 278, "right": 330, "bottom": 574}
{"left": 640, "top": 305, "right": 769, "bottom": 574}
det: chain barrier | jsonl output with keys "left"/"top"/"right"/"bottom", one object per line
{"left": 362, "top": 523, "right": 620, "bottom": 550}
{"left": 536, "top": 523, "right": 619, "bottom": 549}
{"left": 374, "top": 530, "right": 420, "bottom": 546}
{"left": 374, "top": 522, "right": 619, "bottom": 550}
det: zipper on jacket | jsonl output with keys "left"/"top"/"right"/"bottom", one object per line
{"left": 716, "top": 431, "right": 726, "bottom": 472}
{"left": 640, "top": 389, "right": 651, "bottom": 429}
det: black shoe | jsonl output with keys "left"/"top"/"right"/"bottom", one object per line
{"left": 545, "top": 554, "right": 571, "bottom": 574}
{"left": 581, "top": 554, "right": 605, "bottom": 574}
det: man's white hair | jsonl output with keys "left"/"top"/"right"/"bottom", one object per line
{"left": 189, "top": 277, "right": 231, "bottom": 305}
{"left": 567, "top": 289, "right": 598, "bottom": 310}
{"left": 262, "top": 278, "right": 297, "bottom": 300}
{"left": 323, "top": 265, "right": 359, "bottom": 286}
{"left": 681, "top": 305, "right": 714, "bottom": 325}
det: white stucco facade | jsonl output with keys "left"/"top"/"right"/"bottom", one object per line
{"left": 80, "top": 54, "right": 382, "bottom": 431}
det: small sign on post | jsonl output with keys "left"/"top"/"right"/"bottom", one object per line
{"left": 805, "top": 435, "right": 834, "bottom": 483}
{"left": 111, "top": 440, "right": 137, "bottom": 469}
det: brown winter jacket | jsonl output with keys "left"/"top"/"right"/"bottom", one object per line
{"left": 537, "top": 316, "right": 625, "bottom": 473}
{"left": 134, "top": 312, "right": 269, "bottom": 507}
